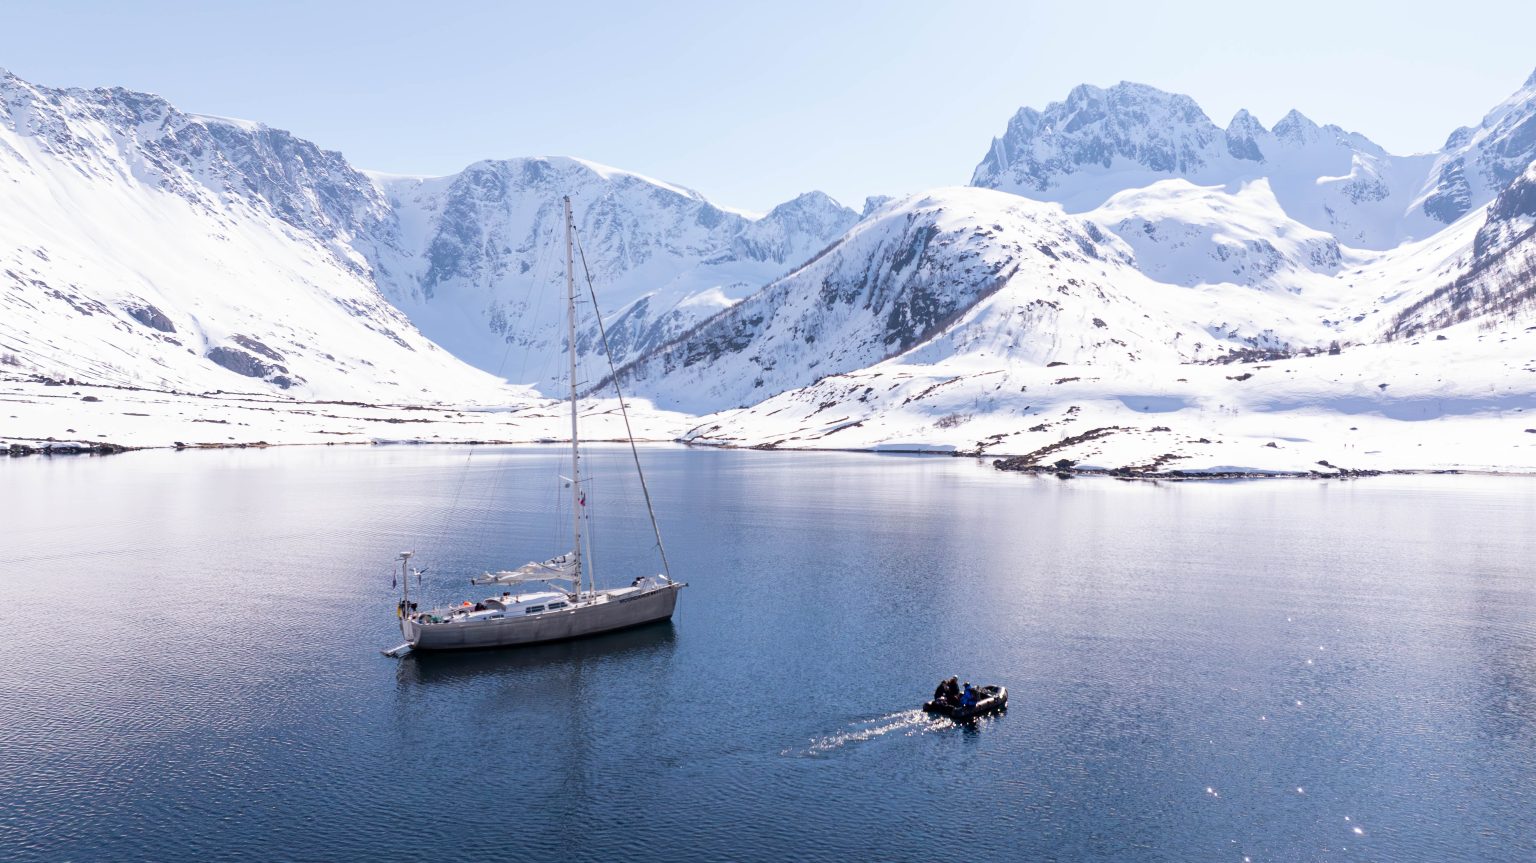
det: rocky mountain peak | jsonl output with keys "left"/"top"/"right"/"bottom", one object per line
{"left": 731, "top": 190, "right": 858, "bottom": 265}
{"left": 970, "top": 80, "right": 1225, "bottom": 197}
{"left": 1418, "top": 70, "right": 1536, "bottom": 224}
{"left": 1443, "top": 126, "right": 1475, "bottom": 149}
{"left": 1271, "top": 109, "right": 1321, "bottom": 145}
{"left": 761, "top": 190, "right": 856, "bottom": 231}
{"left": 1226, "top": 109, "right": 1266, "bottom": 134}
{"left": 763, "top": 190, "right": 844, "bottom": 218}
{"left": 1058, "top": 81, "right": 1216, "bottom": 134}
{"left": 1225, "top": 109, "right": 1268, "bottom": 162}
{"left": 861, "top": 195, "right": 894, "bottom": 219}
{"left": 971, "top": 78, "right": 1462, "bottom": 248}
{"left": 0, "top": 73, "right": 391, "bottom": 256}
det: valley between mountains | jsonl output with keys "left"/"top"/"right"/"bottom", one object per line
{"left": 5, "top": 68, "right": 1536, "bottom": 474}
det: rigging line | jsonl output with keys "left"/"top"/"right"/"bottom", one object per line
{"left": 429, "top": 397, "right": 499, "bottom": 596}
{"left": 493, "top": 206, "right": 550, "bottom": 436}
{"left": 430, "top": 202, "right": 563, "bottom": 585}
{"left": 491, "top": 266, "right": 524, "bottom": 381}
{"left": 573, "top": 229, "right": 673, "bottom": 580}
{"left": 518, "top": 210, "right": 557, "bottom": 387}
{"left": 582, "top": 473, "right": 599, "bottom": 592}
{"left": 430, "top": 443, "right": 479, "bottom": 585}
{"left": 433, "top": 319, "right": 533, "bottom": 594}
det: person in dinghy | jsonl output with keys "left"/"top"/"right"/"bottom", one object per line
{"left": 931, "top": 676, "right": 961, "bottom": 708}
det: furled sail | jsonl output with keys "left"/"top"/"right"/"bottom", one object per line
{"left": 470, "top": 551, "right": 579, "bottom": 585}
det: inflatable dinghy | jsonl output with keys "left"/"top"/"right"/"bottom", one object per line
{"left": 923, "top": 684, "right": 1007, "bottom": 721}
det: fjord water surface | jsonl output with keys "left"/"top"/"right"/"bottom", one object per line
{"left": 2, "top": 447, "right": 1534, "bottom": 862}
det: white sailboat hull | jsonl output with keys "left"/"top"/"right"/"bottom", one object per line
{"left": 403, "top": 583, "right": 683, "bottom": 651}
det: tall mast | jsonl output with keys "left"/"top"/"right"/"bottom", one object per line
{"left": 398, "top": 551, "right": 412, "bottom": 637}
{"left": 564, "top": 196, "right": 584, "bottom": 599}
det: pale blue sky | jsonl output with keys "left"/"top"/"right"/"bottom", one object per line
{"left": 2, "top": 0, "right": 1532, "bottom": 212}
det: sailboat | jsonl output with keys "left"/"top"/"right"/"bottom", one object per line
{"left": 385, "top": 196, "right": 684, "bottom": 655}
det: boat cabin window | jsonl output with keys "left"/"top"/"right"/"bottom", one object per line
{"left": 547, "top": 601, "right": 568, "bottom": 610}
{"left": 525, "top": 605, "right": 545, "bottom": 614}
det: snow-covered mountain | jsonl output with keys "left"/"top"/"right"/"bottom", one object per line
{"left": 371, "top": 159, "right": 857, "bottom": 382}
{"left": 7, "top": 65, "right": 1536, "bottom": 473}
{"left": 602, "top": 71, "right": 1536, "bottom": 471}
{"left": 950, "top": 73, "right": 1536, "bottom": 340}
{"left": 0, "top": 69, "right": 512, "bottom": 402}
{"left": 641, "top": 182, "right": 1534, "bottom": 466}
{"left": 0, "top": 69, "right": 856, "bottom": 401}
{"left": 970, "top": 80, "right": 1449, "bottom": 248}
{"left": 608, "top": 188, "right": 1143, "bottom": 411}
{"left": 606, "top": 186, "right": 1388, "bottom": 413}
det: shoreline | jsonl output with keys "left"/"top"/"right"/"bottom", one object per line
{"left": 9, "top": 432, "right": 1536, "bottom": 483}
{"left": 7, "top": 375, "right": 1536, "bottom": 479}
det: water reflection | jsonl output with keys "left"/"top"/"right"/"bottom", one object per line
{"left": 394, "top": 621, "right": 678, "bottom": 688}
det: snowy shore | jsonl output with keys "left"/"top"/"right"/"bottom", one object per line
{"left": 674, "top": 326, "right": 1536, "bottom": 476}
{"left": 0, "top": 376, "right": 696, "bottom": 453}
{"left": 9, "top": 333, "right": 1536, "bottom": 478}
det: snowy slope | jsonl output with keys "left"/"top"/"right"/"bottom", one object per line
{"left": 1089, "top": 179, "right": 1345, "bottom": 292}
{"left": 1388, "top": 161, "right": 1536, "bottom": 338}
{"left": 675, "top": 322, "right": 1536, "bottom": 475}
{"left": 0, "top": 70, "right": 518, "bottom": 403}
{"left": 1080, "top": 176, "right": 1492, "bottom": 342}
{"left": 370, "top": 159, "right": 858, "bottom": 384}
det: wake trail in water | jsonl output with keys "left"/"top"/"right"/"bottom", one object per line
{"left": 784, "top": 709, "right": 949, "bottom": 757}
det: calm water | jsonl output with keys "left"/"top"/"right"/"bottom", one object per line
{"left": 2, "top": 446, "right": 1534, "bottom": 862}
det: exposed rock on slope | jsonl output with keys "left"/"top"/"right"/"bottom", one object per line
{"left": 1389, "top": 158, "right": 1536, "bottom": 338}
